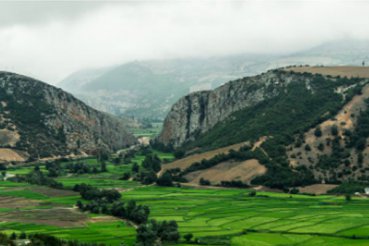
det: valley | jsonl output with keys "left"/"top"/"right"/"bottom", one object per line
{"left": 1, "top": 150, "right": 369, "bottom": 245}
{"left": 2, "top": 66, "right": 369, "bottom": 245}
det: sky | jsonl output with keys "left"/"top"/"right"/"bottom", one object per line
{"left": 0, "top": 0, "right": 369, "bottom": 84}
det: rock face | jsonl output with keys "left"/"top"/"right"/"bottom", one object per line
{"left": 0, "top": 72, "right": 136, "bottom": 162}
{"left": 157, "top": 70, "right": 304, "bottom": 147}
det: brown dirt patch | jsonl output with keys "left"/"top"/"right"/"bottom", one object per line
{"left": 160, "top": 142, "right": 248, "bottom": 174}
{"left": 28, "top": 186, "right": 78, "bottom": 197}
{"left": 0, "top": 208, "right": 87, "bottom": 227}
{"left": 0, "top": 148, "right": 28, "bottom": 163}
{"left": 298, "top": 184, "right": 337, "bottom": 195}
{"left": 285, "top": 66, "right": 369, "bottom": 78}
{"left": 0, "top": 196, "right": 39, "bottom": 209}
{"left": 185, "top": 159, "right": 267, "bottom": 185}
{"left": 89, "top": 215, "right": 119, "bottom": 223}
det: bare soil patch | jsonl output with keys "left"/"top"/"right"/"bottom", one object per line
{"left": 298, "top": 184, "right": 337, "bottom": 195}
{"left": 161, "top": 142, "right": 247, "bottom": 174}
{"left": 0, "top": 196, "right": 39, "bottom": 209}
{"left": 185, "top": 159, "right": 266, "bottom": 185}
{"left": 0, "top": 208, "right": 87, "bottom": 227}
{"left": 89, "top": 215, "right": 119, "bottom": 223}
{"left": 0, "top": 148, "right": 28, "bottom": 163}
{"left": 28, "top": 186, "right": 78, "bottom": 197}
{"left": 285, "top": 66, "right": 369, "bottom": 78}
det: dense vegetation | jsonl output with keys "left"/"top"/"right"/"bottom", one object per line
{"left": 9, "top": 166, "right": 64, "bottom": 189}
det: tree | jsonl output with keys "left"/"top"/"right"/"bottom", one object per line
{"left": 314, "top": 127, "right": 322, "bottom": 137}
{"left": 19, "top": 232, "right": 27, "bottom": 239}
{"left": 113, "top": 156, "right": 121, "bottom": 165}
{"left": 100, "top": 161, "right": 107, "bottom": 172}
{"left": 356, "top": 138, "right": 366, "bottom": 151}
{"left": 140, "top": 170, "right": 157, "bottom": 185}
{"left": 156, "top": 172, "right": 173, "bottom": 187}
{"left": 331, "top": 125, "right": 339, "bottom": 136}
{"left": 290, "top": 187, "right": 299, "bottom": 194}
{"left": 10, "top": 232, "right": 16, "bottom": 240}
{"left": 304, "top": 144, "right": 311, "bottom": 151}
{"left": 174, "top": 150, "right": 185, "bottom": 159}
{"left": 183, "top": 233, "right": 193, "bottom": 242}
{"left": 142, "top": 154, "right": 161, "bottom": 172}
{"left": 199, "top": 178, "right": 210, "bottom": 186}
{"left": 136, "top": 221, "right": 157, "bottom": 246}
{"left": 121, "top": 172, "right": 131, "bottom": 180}
{"left": 317, "top": 143, "right": 324, "bottom": 151}
{"left": 248, "top": 190, "right": 256, "bottom": 197}
{"left": 345, "top": 194, "right": 352, "bottom": 202}
{"left": 76, "top": 200, "right": 84, "bottom": 209}
{"left": 132, "top": 163, "right": 140, "bottom": 173}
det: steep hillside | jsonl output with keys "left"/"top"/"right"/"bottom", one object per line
{"left": 0, "top": 72, "right": 136, "bottom": 162}
{"left": 157, "top": 66, "right": 369, "bottom": 184}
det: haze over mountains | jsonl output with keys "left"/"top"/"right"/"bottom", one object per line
{"left": 58, "top": 39, "right": 369, "bottom": 119}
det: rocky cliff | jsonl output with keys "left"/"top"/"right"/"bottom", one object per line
{"left": 157, "top": 69, "right": 312, "bottom": 147}
{"left": 0, "top": 72, "right": 136, "bottom": 162}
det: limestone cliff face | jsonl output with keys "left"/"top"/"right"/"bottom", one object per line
{"left": 157, "top": 70, "right": 311, "bottom": 147}
{"left": 0, "top": 72, "right": 136, "bottom": 161}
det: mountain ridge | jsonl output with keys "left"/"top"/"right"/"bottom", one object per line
{"left": 0, "top": 71, "right": 136, "bottom": 162}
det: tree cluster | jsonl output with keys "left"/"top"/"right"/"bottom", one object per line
{"left": 136, "top": 219, "right": 180, "bottom": 246}
{"left": 10, "top": 166, "right": 63, "bottom": 189}
{"left": 77, "top": 199, "right": 150, "bottom": 225}
{"left": 73, "top": 183, "right": 121, "bottom": 202}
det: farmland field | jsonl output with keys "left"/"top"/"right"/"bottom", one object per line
{"left": 2, "top": 152, "right": 369, "bottom": 245}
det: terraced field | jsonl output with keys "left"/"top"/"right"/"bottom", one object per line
{"left": 2, "top": 152, "right": 369, "bottom": 245}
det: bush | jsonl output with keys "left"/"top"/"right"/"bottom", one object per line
{"left": 184, "top": 233, "right": 193, "bottom": 242}
{"left": 174, "top": 150, "right": 185, "bottom": 159}
{"left": 290, "top": 187, "right": 299, "bottom": 194}
{"left": 248, "top": 190, "right": 256, "bottom": 197}
{"left": 331, "top": 125, "right": 338, "bottom": 136}
{"left": 314, "top": 127, "right": 322, "bottom": 137}
{"left": 199, "top": 178, "right": 210, "bottom": 186}
{"left": 156, "top": 171, "right": 173, "bottom": 187}
{"left": 136, "top": 219, "right": 180, "bottom": 245}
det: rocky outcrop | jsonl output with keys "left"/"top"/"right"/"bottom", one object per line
{"left": 0, "top": 72, "right": 136, "bottom": 162}
{"left": 157, "top": 69, "right": 316, "bottom": 147}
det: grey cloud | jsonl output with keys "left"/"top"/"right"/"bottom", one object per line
{"left": 0, "top": 0, "right": 368, "bottom": 83}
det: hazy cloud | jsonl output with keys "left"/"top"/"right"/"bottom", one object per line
{"left": 0, "top": 0, "right": 369, "bottom": 84}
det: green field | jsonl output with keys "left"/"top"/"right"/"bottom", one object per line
{"left": 2, "top": 153, "right": 369, "bottom": 245}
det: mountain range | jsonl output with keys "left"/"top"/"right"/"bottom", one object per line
{"left": 59, "top": 39, "right": 369, "bottom": 120}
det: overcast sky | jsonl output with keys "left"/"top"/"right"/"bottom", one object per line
{"left": 0, "top": 0, "right": 369, "bottom": 84}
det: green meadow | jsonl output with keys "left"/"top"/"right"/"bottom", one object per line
{"left": 2, "top": 153, "right": 369, "bottom": 245}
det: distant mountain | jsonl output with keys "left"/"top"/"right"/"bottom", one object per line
{"left": 59, "top": 67, "right": 112, "bottom": 93}
{"left": 59, "top": 55, "right": 276, "bottom": 119}
{"left": 59, "top": 39, "right": 369, "bottom": 119}
{"left": 0, "top": 72, "right": 136, "bottom": 163}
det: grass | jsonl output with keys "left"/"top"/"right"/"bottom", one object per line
{"left": 2, "top": 152, "right": 369, "bottom": 245}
